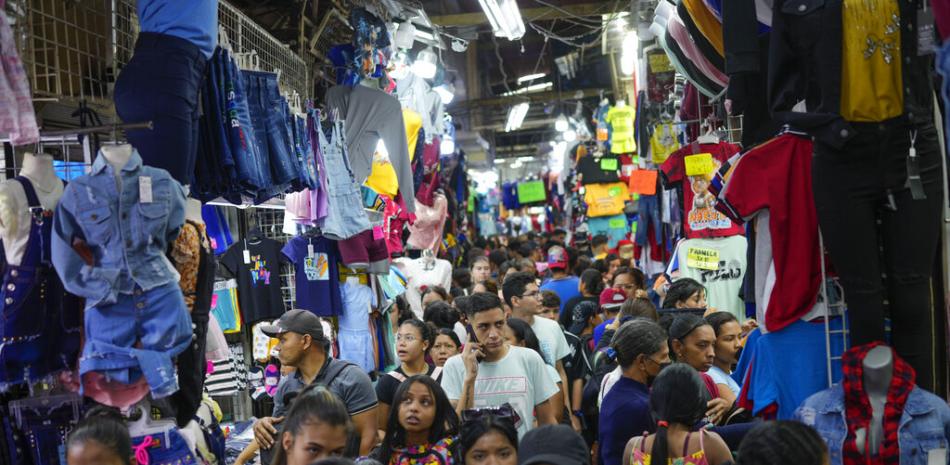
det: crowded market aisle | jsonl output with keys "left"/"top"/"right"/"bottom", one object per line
{"left": 1, "top": 1, "right": 950, "bottom": 465}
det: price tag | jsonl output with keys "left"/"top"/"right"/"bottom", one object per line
{"left": 596, "top": 127, "right": 609, "bottom": 141}
{"left": 600, "top": 158, "right": 618, "bottom": 171}
{"left": 139, "top": 176, "right": 153, "bottom": 203}
{"left": 242, "top": 249, "right": 251, "bottom": 264}
{"left": 307, "top": 243, "right": 315, "bottom": 258}
{"left": 684, "top": 153, "right": 715, "bottom": 176}
{"left": 608, "top": 217, "right": 627, "bottom": 229}
{"left": 628, "top": 169, "right": 658, "bottom": 195}
{"left": 686, "top": 247, "right": 720, "bottom": 270}
{"left": 918, "top": 8, "right": 937, "bottom": 56}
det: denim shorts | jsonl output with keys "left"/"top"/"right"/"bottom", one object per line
{"left": 80, "top": 282, "right": 192, "bottom": 399}
{"left": 318, "top": 118, "right": 370, "bottom": 240}
{"left": 243, "top": 70, "right": 297, "bottom": 201}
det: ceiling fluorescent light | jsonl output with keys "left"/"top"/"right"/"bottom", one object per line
{"left": 517, "top": 73, "right": 546, "bottom": 83}
{"left": 477, "top": 0, "right": 526, "bottom": 40}
{"left": 505, "top": 102, "right": 530, "bottom": 132}
{"left": 414, "top": 28, "right": 436, "bottom": 42}
{"left": 502, "top": 81, "right": 553, "bottom": 96}
{"left": 620, "top": 30, "right": 639, "bottom": 76}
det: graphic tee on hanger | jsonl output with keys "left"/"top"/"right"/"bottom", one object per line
{"left": 661, "top": 141, "right": 744, "bottom": 239}
{"left": 576, "top": 153, "right": 621, "bottom": 185}
{"left": 667, "top": 235, "right": 748, "bottom": 320}
{"left": 393, "top": 256, "right": 452, "bottom": 319}
{"left": 221, "top": 238, "right": 286, "bottom": 325}
{"left": 650, "top": 123, "right": 680, "bottom": 164}
{"left": 584, "top": 182, "right": 629, "bottom": 218}
{"left": 282, "top": 235, "right": 343, "bottom": 317}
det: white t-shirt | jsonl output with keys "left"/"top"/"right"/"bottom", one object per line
{"left": 441, "top": 346, "right": 559, "bottom": 439}
{"left": 394, "top": 257, "right": 453, "bottom": 318}
{"left": 598, "top": 366, "right": 623, "bottom": 410}
{"left": 530, "top": 316, "right": 571, "bottom": 367}
{"left": 669, "top": 236, "right": 748, "bottom": 321}
{"left": 707, "top": 365, "right": 740, "bottom": 397}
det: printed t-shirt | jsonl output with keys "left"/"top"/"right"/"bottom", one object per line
{"left": 650, "top": 123, "right": 680, "bottom": 164}
{"left": 441, "top": 346, "right": 559, "bottom": 439}
{"left": 718, "top": 135, "right": 820, "bottom": 333}
{"left": 393, "top": 257, "right": 453, "bottom": 318}
{"left": 576, "top": 154, "right": 621, "bottom": 185}
{"left": 375, "top": 364, "right": 443, "bottom": 406}
{"left": 530, "top": 316, "right": 571, "bottom": 367}
{"left": 605, "top": 105, "right": 637, "bottom": 154}
{"left": 840, "top": 0, "right": 902, "bottom": 122}
{"left": 584, "top": 182, "right": 629, "bottom": 218}
{"left": 220, "top": 239, "right": 286, "bottom": 325}
{"left": 282, "top": 236, "right": 343, "bottom": 317}
{"left": 540, "top": 276, "right": 581, "bottom": 314}
{"left": 661, "top": 141, "right": 744, "bottom": 239}
{"left": 588, "top": 214, "right": 629, "bottom": 248}
{"left": 668, "top": 236, "right": 748, "bottom": 320}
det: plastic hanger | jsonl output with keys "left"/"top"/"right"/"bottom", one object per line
{"left": 9, "top": 393, "right": 82, "bottom": 429}
{"left": 127, "top": 402, "right": 176, "bottom": 446}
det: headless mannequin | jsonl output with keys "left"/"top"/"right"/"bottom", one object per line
{"left": 855, "top": 345, "right": 893, "bottom": 457}
{"left": 0, "top": 153, "right": 65, "bottom": 265}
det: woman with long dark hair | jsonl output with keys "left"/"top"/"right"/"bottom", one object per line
{"left": 377, "top": 319, "right": 442, "bottom": 436}
{"left": 271, "top": 384, "right": 354, "bottom": 465}
{"left": 622, "top": 364, "right": 732, "bottom": 465}
{"left": 374, "top": 376, "right": 460, "bottom": 465}
{"left": 67, "top": 406, "right": 132, "bottom": 465}
{"left": 664, "top": 314, "right": 731, "bottom": 424}
{"left": 429, "top": 328, "right": 462, "bottom": 368}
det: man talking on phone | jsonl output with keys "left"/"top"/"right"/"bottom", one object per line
{"left": 440, "top": 292, "right": 559, "bottom": 439}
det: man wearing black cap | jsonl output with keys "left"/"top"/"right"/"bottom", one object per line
{"left": 519, "top": 424, "right": 590, "bottom": 465}
{"left": 253, "top": 309, "right": 378, "bottom": 456}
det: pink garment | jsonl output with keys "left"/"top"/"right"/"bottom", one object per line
{"left": 406, "top": 193, "right": 447, "bottom": 253}
{"left": 285, "top": 189, "right": 312, "bottom": 223}
{"left": 82, "top": 372, "right": 151, "bottom": 409}
{"left": 0, "top": 0, "right": 39, "bottom": 146}
{"left": 668, "top": 12, "right": 728, "bottom": 87}
{"left": 383, "top": 194, "right": 404, "bottom": 256}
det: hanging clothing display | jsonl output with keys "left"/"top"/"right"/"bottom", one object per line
{"left": 394, "top": 256, "right": 452, "bottom": 319}
{"left": 220, "top": 238, "right": 286, "bottom": 325}
{"left": 661, "top": 141, "right": 744, "bottom": 239}
{"left": 668, "top": 236, "right": 748, "bottom": 319}
{"left": 317, "top": 115, "right": 373, "bottom": 241}
{"left": 605, "top": 105, "right": 636, "bottom": 154}
{"left": 649, "top": 123, "right": 680, "bottom": 164}
{"left": 282, "top": 235, "right": 344, "bottom": 317}
{"left": 583, "top": 182, "right": 629, "bottom": 218}
{"left": 407, "top": 193, "right": 448, "bottom": 253}
{"left": 576, "top": 152, "right": 622, "bottom": 185}
{"left": 0, "top": 0, "right": 40, "bottom": 146}
{"left": 338, "top": 281, "right": 375, "bottom": 373}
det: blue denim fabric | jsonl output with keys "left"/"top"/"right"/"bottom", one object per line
{"left": 795, "top": 385, "right": 950, "bottom": 465}
{"left": 114, "top": 32, "right": 207, "bottom": 186}
{"left": 14, "top": 396, "right": 79, "bottom": 465}
{"left": 635, "top": 194, "right": 662, "bottom": 245}
{"left": 81, "top": 282, "right": 192, "bottom": 398}
{"left": 222, "top": 50, "right": 266, "bottom": 195}
{"left": 242, "top": 70, "right": 297, "bottom": 201}
{"left": 194, "top": 47, "right": 240, "bottom": 202}
{"left": 51, "top": 149, "right": 187, "bottom": 308}
{"left": 318, "top": 118, "right": 371, "bottom": 240}
{"left": 132, "top": 429, "right": 198, "bottom": 465}
{"left": 938, "top": 40, "right": 950, "bottom": 154}
{"left": 0, "top": 179, "right": 82, "bottom": 389}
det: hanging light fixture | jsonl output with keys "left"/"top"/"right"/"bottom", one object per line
{"left": 620, "top": 30, "right": 639, "bottom": 76}
{"left": 477, "top": 0, "right": 526, "bottom": 40}
{"left": 411, "top": 47, "right": 438, "bottom": 79}
{"left": 393, "top": 21, "right": 417, "bottom": 50}
{"left": 505, "top": 102, "right": 530, "bottom": 132}
{"left": 554, "top": 114, "right": 569, "bottom": 132}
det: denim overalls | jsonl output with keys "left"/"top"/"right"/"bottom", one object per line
{"left": 0, "top": 177, "right": 82, "bottom": 389}
{"left": 318, "top": 116, "right": 371, "bottom": 240}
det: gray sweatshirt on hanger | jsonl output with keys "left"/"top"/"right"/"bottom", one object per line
{"left": 326, "top": 84, "right": 416, "bottom": 213}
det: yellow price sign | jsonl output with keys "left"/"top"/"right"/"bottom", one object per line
{"left": 684, "top": 153, "right": 715, "bottom": 176}
{"left": 648, "top": 53, "right": 673, "bottom": 73}
{"left": 686, "top": 247, "right": 720, "bottom": 271}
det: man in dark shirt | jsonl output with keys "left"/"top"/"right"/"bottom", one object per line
{"left": 253, "top": 310, "right": 378, "bottom": 456}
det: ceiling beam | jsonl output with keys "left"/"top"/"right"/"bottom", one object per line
{"left": 430, "top": 2, "right": 622, "bottom": 27}
{"left": 454, "top": 87, "right": 608, "bottom": 109}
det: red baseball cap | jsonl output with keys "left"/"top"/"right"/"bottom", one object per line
{"left": 547, "top": 245, "right": 569, "bottom": 270}
{"left": 599, "top": 288, "right": 627, "bottom": 309}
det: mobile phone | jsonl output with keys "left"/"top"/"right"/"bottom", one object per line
{"left": 466, "top": 324, "right": 485, "bottom": 362}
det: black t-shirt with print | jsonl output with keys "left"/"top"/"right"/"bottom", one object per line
{"left": 220, "top": 238, "right": 286, "bottom": 325}
{"left": 576, "top": 154, "right": 621, "bottom": 185}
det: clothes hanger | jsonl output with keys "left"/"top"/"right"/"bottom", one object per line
{"left": 127, "top": 401, "right": 176, "bottom": 447}
{"left": 9, "top": 393, "right": 82, "bottom": 429}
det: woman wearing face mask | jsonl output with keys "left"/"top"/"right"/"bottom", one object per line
{"left": 598, "top": 320, "right": 671, "bottom": 465}
{"left": 459, "top": 414, "right": 519, "bottom": 465}
{"left": 622, "top": 364, "right": 733, "bottom": 465}
{"left": 665, "top": 314, "right": 731, "bottom": 425}
{"left": 377, "top": 319, "right": 442, "bottom": 437}
{"left": 429, "top": 328, "right": 461, "bottom": 368}
{"left": 373, "top": 376, "right": 460, "bottom": 465}
{"left": 271, "top": 385, "right": 354, "bottom": 465}
{"left": 704, "top": 312, "right": 743, "bottom": 404}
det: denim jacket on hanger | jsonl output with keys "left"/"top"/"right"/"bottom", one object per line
{"left": 794, "top": 384, "right": 950, "bottom": 465}
{"left": 52, "top": 149, "right": 186, "bottom": 308}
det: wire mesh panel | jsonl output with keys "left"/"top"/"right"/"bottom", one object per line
{"left": 251, "top": 208, "right": 297, "bottom": 311}
{"left": 3, "top": 0, "right": 311, "bottom": 109}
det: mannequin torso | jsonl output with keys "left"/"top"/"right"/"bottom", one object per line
{"left": 856, "top": 345, "right": 893, "bottom": 456}
{"left": 0, "top": 153, "right": 65, "bottom": 265}
{"left": 100, "top": 144, "right": 133, "bottom": 188}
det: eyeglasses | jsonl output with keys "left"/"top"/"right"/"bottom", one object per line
{"left": 461, "top": 403, "right": 522, "bottom": 426}
{"left": 395, "top": 334, "right": 418, "bottom": 342}
{"left": 519, "top": 290, "right": 541, "bottom": 299}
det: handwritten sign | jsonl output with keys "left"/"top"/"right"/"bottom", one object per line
{"left": 685, "top": 153, "right": 715, "bottom": 176}
{"left": 628, "top": 169, "right": 658, "bottom": 195}
{"left": 687, "top": 247, "right": 720, "bottom": 271}
{"left": 600, "top": 158, "right": 618, "bottom": 171}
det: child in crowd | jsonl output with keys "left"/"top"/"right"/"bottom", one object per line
{"left": 67, "top": 406, "right": 133, "bottom": 465}
{"left": 374, "top": 376, "right": 460, "bottom": 465}
{"left": 271, "top": 385, "right": 354, "bottom": 465}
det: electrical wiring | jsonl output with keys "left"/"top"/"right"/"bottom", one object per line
{"left": 492, "top": 33, "right": 514, "bottom": 94}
